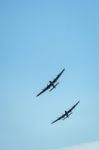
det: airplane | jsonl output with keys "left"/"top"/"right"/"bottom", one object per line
{"left": 51, "top": 101, "right": 80, "bottom": 124}
{"left": 36, "top": 68, "right": 65, "bottom": 97}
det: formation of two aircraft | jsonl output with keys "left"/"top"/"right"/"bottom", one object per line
{"left": 36, "top": 68, "right": 80, "bottom": 124}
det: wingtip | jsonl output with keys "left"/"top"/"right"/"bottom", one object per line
{"left": 77, "top": 100, "right": 80, "bottom": 104}
{"left": 61, "top": 68, "right": 65, "bottom": 73}
{"left": 63, "top": 68, "right": 65, "bottom": 71}
{"left": 36, "top": 93, "right": 41, "bottom": 97}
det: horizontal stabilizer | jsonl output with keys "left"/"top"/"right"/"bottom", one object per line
{"left": 49, "top": 82, "right": 59, "bottom": 92}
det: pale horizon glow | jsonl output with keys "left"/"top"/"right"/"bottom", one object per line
{"left": 52, "top": 141, "right": 99, "bottom": 150}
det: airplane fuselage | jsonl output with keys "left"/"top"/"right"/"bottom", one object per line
{"left": 65, "top": 111, "right": 72, "bottom": 118}
{"left": 65, "top": 111, "right": 69, "bottom": 117}
{"left": 49, "top": 81, "right": 56, "bottom": 88}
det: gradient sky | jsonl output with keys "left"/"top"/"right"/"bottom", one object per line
{"left": 0, "top": 0, "right": 99, "bottom": 150}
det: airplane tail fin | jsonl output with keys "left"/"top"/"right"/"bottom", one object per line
{"left": 68, "top": 112, "right": 72, "bottom": 117}
{"left": 49, "top": 82, "right": 59, "bottom": 92}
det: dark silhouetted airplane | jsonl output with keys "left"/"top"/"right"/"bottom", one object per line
{"left": 36, "top": 68, "right": 65, "bottom": 97}
{"left": 51, "top": 101, "right": 80, "bottom": 124}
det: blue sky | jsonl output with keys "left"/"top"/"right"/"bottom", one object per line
{"left": 0, "top": 0, "right": 99, "bottom": 150}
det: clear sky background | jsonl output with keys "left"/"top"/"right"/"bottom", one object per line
{"left": 0, "top": 0, "right": 99, "bottom": 150}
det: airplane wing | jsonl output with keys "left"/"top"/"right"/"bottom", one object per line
{"left": 36, "top": 84, "right": 51, "bottom": 97}
{"left": 51, "top": 114, "right": 65, "bottom": 124}
{"left": 68, "top": 101, "right": 80, "bottom": 113}
{"left": 36, "top": 68, "right": 65, "bottom": 97}
{"left": 52, "top": 68, "right": 65, "bottom": 83}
